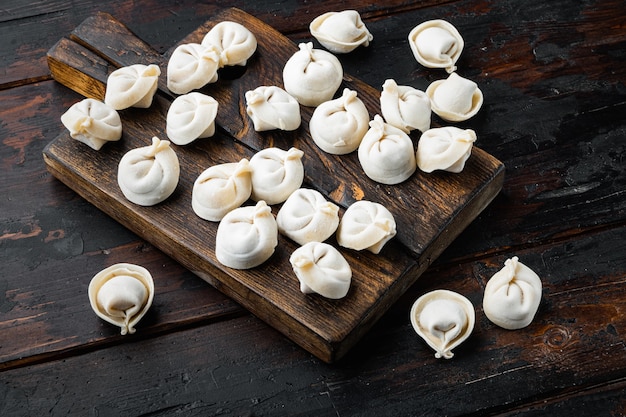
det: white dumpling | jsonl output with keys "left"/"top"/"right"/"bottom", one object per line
{"left": 289, "top": 241, "right": 352, "bottom": 299}
{"left": 88, "top": 263, "right": 154, "bottom": 335}
{"left": 105, "top": 64, "right": 161, "bottom": 110}
{"left": 201, "top": 21, "right": 257, "bottom": 67}
{"left": 358, "top": 115, "right": 416, "bottom": 185}
{"left": 60, "top": 98, "right": 122, "bottom": 150}
{"left": 215, "top": 200, "right": 278, "bottom": 269}
{"left": 192, "top": 159, "right": 252, "bottom": 222}
{"left": 245, "top": 86, "right": 301, "bottom": 131}
{"left": 249, "top": 147, "right": 305, "bottom": 205}
{"left": 283, "top": 42, "right": 343, "bottom": 107}
{"left": 166, "top": 43, "right": 220, "bottom": 95}
{"left": 408, "top": 20, "right": 464, "bottom": 73}
{"left": 483, "top": 257, "right": 542, "bottom": 330}
{"left": 166, "top": 92, "right": 218, "bottom": 145}
{"left": 336, "top": 200, "right": 396, "bottom": 254}
{"left": 416, "top": 126, "right": 476, "bottom": 173}
{"left": 309, "top": 10, "right": 373, "bottom": 54}
{"left": 410, "top": 289, "right": 475, "bottom": 359}
{"left": 276, "top": 188, "right": 340, "bottom": 245}
{"left": 309, "top": 88, "right": 369, "bottom": 154}
{"left": 426, "top": 72, "right": 483, "bottom": 122}
{"left": 380, "top": 79, "right": 431, "bottom": 134}
{"left": 117, "top": 137, "right": 180, "bottom": 206}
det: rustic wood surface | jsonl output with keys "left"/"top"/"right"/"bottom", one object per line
{"left": 1, "top": 0, "right": 625, "bottom": 415}
{"left": 43, "top": 8, "right": 503, "bottom": 362}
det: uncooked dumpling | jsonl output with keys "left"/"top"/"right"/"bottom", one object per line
{"left": 358, "top": 115, "right": 416, "bottom": 185}
{"left": 249, "top": 147, "right": 305, "bottom": 205}
{"left": 167, "top": 43, "right": 220, "bottom": 95}
{"left": 192, "top": 159, "right": 252, "bottom": 222}
{"left": 88, "top": 263, "right": 154, "bottom": 335}
{"left": 60, "top": 98, "right": 122, "bottom": 150}
{"left": 310, "top": 88, "right": 369, "bottom": 154}
{"left": 215, "top": 200, "right": 278, "bottom": 269}
{"left": 276, "top": 188, "right": 340, "bottom": 245}
{"left": 117, "top": 137, "right": 180, "bottom": 206}
{"left": 166, "top": 92, "right": 218, "bottom": 145}
{"left": 336, "top": 200, "right": 396, "bottom": 254}
{"left": 105, "top": 64, "right": 161, "bottom": 110}
{"left": 283, "top": 42, "right": 343, "bottom": 107}
{"left": 289, "top": 241, "right": 352, "bottom": 299}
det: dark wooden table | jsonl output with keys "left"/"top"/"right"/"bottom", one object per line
{"left": 2, "top": 1, "right": 625, "bottom": 415}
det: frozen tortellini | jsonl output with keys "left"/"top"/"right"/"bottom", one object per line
{"left": 380, "top": 79, "right": 431, "bottom": 134}
{"left": 336, "top": 200, "right": 396, "bottom": 254}
{"left": 289, "top": 241, "right": 352, "bottom": 299}
{"left": 88, "top": 263, "right": 154, "bottom": 335}
{"left": 105, "top": 64, "right": 161, "bottom": 110}
{"left": 60, "top": 98, "right": 122, "bottom": 150}
{"left": 276, "top": 188, "right": 340, "bottom": 245}
{"left": 483, "top": 257, "right": 542, "bottom": 330}
{"left": 245, "top": 86, "right": 301, "bottom": 131}
{"left": 408, "top": 19, "right": 464, "bottom": 74}
{"left": 166, "top": 92, "right": 218, "bottom": 145}
{"left": 215, "top": 200, "right": 278, "bottom": 269}
{"left": 416, "top": 127, "right": 476, "bottom": 173}
{"left": 201, "top": 21, "right": 257, "bottom": 67}
{"left": 192, "top": 159, "right": 252, "bottom": 222}
{"left": 426, "top": 72, "right": 483, "bottom": 122}
{"left": 410, "top": 289, "right": 475, "bottom": 359}
{"left": 283, "top": 42, "right": 343, "bottom": 107}
{"left": 249, "top": 147, "right": 305, "bottom": 205}
{"left": 358, "top": 115, "right": 416, "bottom": 185}
{"left": 310, "top": 88, "right": 369, "bottom": 155}
{"left": 117, "top": 137, "right": 180, "bottom": 206}
{"left": 167, "top": 43, "right": 220, "bottom": 95}
{"left": 309, "top": 10, "right": 373, "bottom": 54}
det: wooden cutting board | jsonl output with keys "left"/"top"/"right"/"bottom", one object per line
{"left": 43, "top": 8, "right": 505, "bottom": 363}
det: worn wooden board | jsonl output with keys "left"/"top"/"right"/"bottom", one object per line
{"left": 43, "top": 8, "right": 504, "bottom": 362}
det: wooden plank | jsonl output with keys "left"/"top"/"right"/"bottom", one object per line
{"left": 43, "top": 9, "right": 504, "bottom": 362}
{"left": 2, "top": 226, "right": 625, "bottom": 416}
{"left": 43, "top": 9, "right": 503, "bottom": 362}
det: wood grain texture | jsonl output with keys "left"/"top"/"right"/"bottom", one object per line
{"left": 1, "top": 0, "right": 626, "bottom": 414}
{"left": 43, "top": 9, "right": 503, "bottom": 362}
{"left": 2, "top": 226, "right": 624, "bottom": 416}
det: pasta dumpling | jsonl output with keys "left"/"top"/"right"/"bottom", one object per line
{"left": 167, "top": 43, "right": 220, "bottom": 95}
{"left": 358, "top": 115, "right": 416, "bottom": 185}
{"left": 105, "top": 64, "right": 161, "bottom": 110}
{"left": 166, "top": 92, "right": 218, "bottom": 145}
{"left": 201, "top": 21, "right": 257, "bottom": 67}
{"left": 192, "top": 159, "right": 252, "bottom": 222}
{"left": 336, "top": 200, "right": 396, "bottom": 254}
{"left": 276, "top": 188, "right": 340, "bottom": 245}
{"left": 245, "top": 86, "right": 301, "bottom": 131}
{"left": 215, "top": 200, "right": 278, "bottom": 269}
{"left": 60, "top": 98, "right": 122, "bottom": 150}
{"left": 249, "top": 147, "right": 305, "bottom": 205}
{"left": 410, "top": 289, "right": 475, "bottom": 359}
{"left": 310, "top": 88, "right": 369, "bottom": 154}
{"left": 88, "top": 263, "right": 154, "bottom": 335}
{"left": 380, "top": 79, "right": 431, "bottom": 134}
{"left": 117, "top": 137, "right": 180, "bottom": 206}
{"left": 283, "top": 42, "right": 343, "bottom": 107}
{"left": 309, "top": 10, "right": 373, "bottom": 54}
{"left": 483, "top": 257, "right": 542, "bottom": 330}
{"left": 289, "top": 241, "right": 352, "bottom": 299}
{"left": 416, "top": 126, "right": 476, "bottom": 173}
{"left": 408, "top": 19, "right": 464, "bottom": 74}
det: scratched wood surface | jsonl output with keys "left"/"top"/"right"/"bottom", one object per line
{"left": 43, "top": 8, "right": 503, "bottom": 363}
{"left": 1, "top": 0, "right": 625, "bottom": 416}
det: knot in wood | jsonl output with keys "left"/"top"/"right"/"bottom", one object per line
{"left": 542, "top": 325, "right": 572, "bottom": 349}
